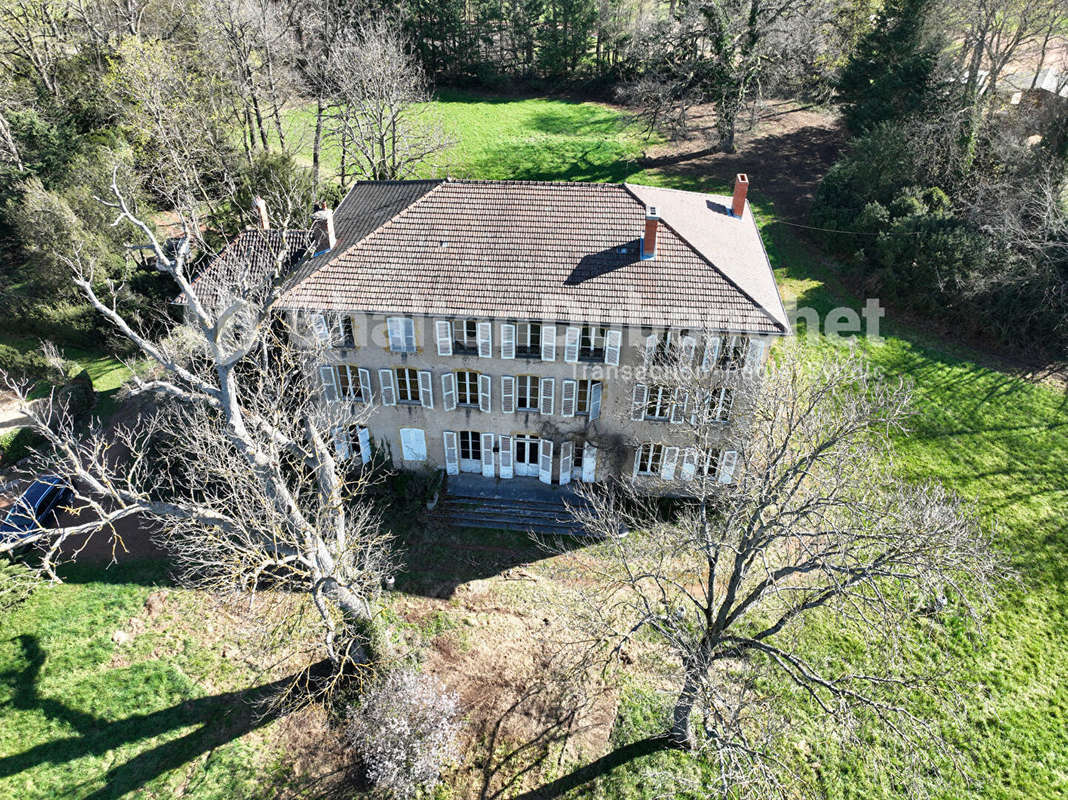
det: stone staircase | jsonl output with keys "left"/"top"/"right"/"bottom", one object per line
{"left": 438, "top": 478, "right": 591, "bottom": 537}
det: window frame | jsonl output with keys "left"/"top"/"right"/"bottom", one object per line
{"left": 456, "top": 370, "right": 480, "bottom": 406}
{"left": 458, "top": 430, "right": 482, "bottom": 461}
{"left": 636, "top": 443, "right": 664, "bottom": 476}
{"left": 645, "top": 385, "right": 673, "bottom": 420}
{"left": 516, "top": 374, "right": 540, "bottom": 411}
{"left": 578, "top": 325, "right": 607, "bottom": 362}
{"left": 516, "top": 322, "right": 542, "bottom": 357}
{"left": 395, "top": 367, "right": 420, "bottom": 404}
{"left": 452, "top": 318, "right": 479, "bottom": 355}
{"left": 717, "top": 335, "right": 749, "bottom": 370}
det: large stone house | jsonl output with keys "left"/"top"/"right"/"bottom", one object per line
{"left": 194, "top": 176, "right": 789, "bottom": 488}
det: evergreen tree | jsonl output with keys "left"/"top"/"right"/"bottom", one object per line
{"left": 835, "top": 0, "right": 942, "bottom": 133}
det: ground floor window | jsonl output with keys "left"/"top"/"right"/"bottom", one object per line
{"left": 459, "top": 430, "right": 482, "bottom": 461}
{"left": 635, "top": 443, "right": 664, "bottom": 476}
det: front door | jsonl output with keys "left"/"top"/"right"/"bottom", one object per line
{"left": 514, "top": 435, "right": 540, "bottom": 477}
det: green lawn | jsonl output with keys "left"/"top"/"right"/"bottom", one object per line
{"left": 3, "top": 91, "right": 1066, "bottom": 799}
{"left": 0, "top": 564, "right": 274, "bottom": 800}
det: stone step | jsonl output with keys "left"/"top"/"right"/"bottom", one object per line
{"left": 444, "top": 509, "right": 587, "bottom": 537}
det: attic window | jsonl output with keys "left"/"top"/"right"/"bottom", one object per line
{"left": 440, "top": 239, "right": 449, "bottom": 248}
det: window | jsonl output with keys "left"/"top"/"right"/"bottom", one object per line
{"left": 516, "top": 375, "right": 540, "bottom": 411}
{"left": 700, "top": 448, "right": 721, "bottom": 477}
{"left": 579, "top": 326, "right": 606, "bottom": 361}
{"left": 576, "top": 379, "right": 601, "bottom": 414}
{"left": 456, "top": 371, "right": 479, "bottom": 406}
{"left": 645, "top": 385, "right": 673, "bottom": 420}
{"left": 452, "top": 319, "right": 478, "bottom": 354}
{"left": 718, "top": 335, "right": 748, "bottom": 370}
{"left": 573, "top": 442, "right": 584, "bottom": 470}
{"left": 395, "top": 368, "right": 419, "bottom": 403}
{"left": 459, "top": 430, "right": 481, "bottom": 461}
{"left": 335, "top": 365, "right": 363, "bottom": 400}
{"left": 387, "top": 317, "right": 416, "bottom": 353}
{"left": 400, "top": 428, "right": 427, "bottom": 461}
{"left": 517, "top": 322, "right": 541, "bottom": 357}
{"left": 635, "top": 443, "right": 664, "bottom": 476}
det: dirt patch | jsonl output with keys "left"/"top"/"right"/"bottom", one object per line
{"left": 403, "top": 572, "right": 618, "bottom": 799}
{"left": 630, "top": 98, "right": 847, "bottom": 220}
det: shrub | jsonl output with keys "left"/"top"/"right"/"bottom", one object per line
{"left": 346, "top": 668, "right": 460, "bottom": 799}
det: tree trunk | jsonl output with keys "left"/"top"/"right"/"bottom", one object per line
{"left": 312, "top": 97, "right": 324, "bottom": 195}
{"left": 668, "top": 669, "right": 700, "bottom": 748}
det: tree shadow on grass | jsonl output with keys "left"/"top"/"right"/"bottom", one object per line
{"left": 0, "top": 633, "right": 329, "bottom": 799}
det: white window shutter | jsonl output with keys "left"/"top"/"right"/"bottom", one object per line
{"left": 539, "top": 377, "right": 555, "bottom": 415}
{"left": 702, "top": 334, "right": 721, "bottom": 370}
{"left": 441, "top": 373, "right": 457, "bottom": 411}
{"left": 311, "top": 314, "right": 331, "bottom": 343}
{"left": 632, "top": 445, "right": 644, "bottom": 479}
{"left": 605, "top": 329, "right": 622, "bottom": 365}
{"left": 589, "top": 382, "right": 602, "bottom": 421}
{"left": 435, "top": 320, "right": 452, "bottom": 356}
{"left": 480, "top": 433, "right": 495, "bottom": 477}
{"left": 538, "top": 440, "right": 554, "bottom": 484}
{"left": 643, "top": 333, "right": 658, "bottom": 366}
{"left": 358, "top": 427, "right": 371, "bottom": 464}
{"left": 564, "top": 326, "right": 580, "bottom": 363}
{"left": 332, "top": 426, "right": 352, "bottom": 460}
{"left": 387, "top": 317, "right": 404, "bottom": 351}
{"left": 719, "top": 450, "right": 738, "bottom": 483}
{"left": 680, "top": 448, "right": 697, "bottom": 481}
{"left": 671, "top": 389, "right": 687, "bottom": 423}
{"left": 403, "top": 318, "right": 416, "bottom": 351}
{"left": 477, "top": 321, "right": 492, "bottom": 358}
{"left": 417, "top": 370, "right": 434, "bottom": 408}
{"left": 442, "top": 431, "right": 459, "bottom": 475}
{"left": 631, "top": 383, "right": 648, "bottom": 420}
{"left": 499, "top": 435, "right": 514, "bottom": 478}
{"left": 561, "top": 379, "right": 577, "bottom": 417}
{"left": 358, "top": 368, "right": 372, "bottom": 404}
{"left": 501, "top": 375, "right": 516, "bottom": 414}
{"left": 745, "top": 338, "right": 766, "bottom": 374}
{"left": 541, "top": 324, "right": 557, "bottom": 361}
{"left": 319, "top": 365, "right": 339, "bottom": 403}
{"left": 378, "top": 369, "right": 396, "bottom": 406}
{"left": 559, "top": 441, "right": 573, "bottom": 485}
{"left": 681, "top": 335, "right": 697, "bottom": 363}
{"left": 581, "top": 445, "right": 597, "bottom": 482}
{"left": 661, "top": 446, "right": 679, "bottom": 480}
{"left": 478, "top": 373, "right": 492, "bottom": 412}
{"left": 400, "top": 428, "right": 427, "bottom": 461}
{"left": 501, "top": 323, "right": 516, "bottom": 359}
{"left": 718, "top": 388, "right": 734, "bottom": 421}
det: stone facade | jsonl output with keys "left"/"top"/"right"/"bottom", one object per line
{"left": 309, "top": 312, "right": 773, "bottom": 487}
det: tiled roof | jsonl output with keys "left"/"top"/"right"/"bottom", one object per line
{"left": 280, "top": 180, "right": 788, "bottom": 334}
{"left": 181, "top": 229, "right": 315, "bottom": 310}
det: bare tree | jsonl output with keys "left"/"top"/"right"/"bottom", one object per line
{"left": 620, "top": 0, "right": 831, "bottom": 151}
{"left": 324, "top": 16, "right": 452, "bottom": 186}
{"left": 551, "top": 342, "right": 1002, "bottom": 797}
{"left": 1, "top": 177, "right": 395, "bottom": 678}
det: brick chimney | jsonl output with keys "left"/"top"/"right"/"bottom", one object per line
{"left": 642, "top": 206, "right": 659, "bottom": 259}
{"left": 312, "top": 201, "right": 336, "bottom": 254}
{"left": 252, "top": 196, "right": 269, "bottom": 230}
{"left": 731, "top": 174, "right": 749, "bottom": 218}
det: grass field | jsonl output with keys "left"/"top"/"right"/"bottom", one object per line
{"left": 1, "top": 91, "right": 1066, "bottom": 799}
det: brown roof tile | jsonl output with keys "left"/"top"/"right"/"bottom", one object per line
{"left": 280, "top": 180, "right": 787, "bottom": 334}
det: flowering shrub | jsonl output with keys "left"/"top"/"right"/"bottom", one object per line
{"left": 346, "top": 668, "right": 460, "bottom": 799}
